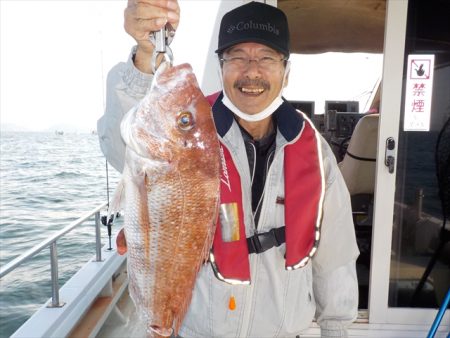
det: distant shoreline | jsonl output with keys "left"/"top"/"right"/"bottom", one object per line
{"left": 1, "top": 125, "right": 96, "bottom": 134}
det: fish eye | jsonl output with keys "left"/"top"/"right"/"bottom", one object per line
{"left": 177, "top": 111, "right": 194, "bottom": 131}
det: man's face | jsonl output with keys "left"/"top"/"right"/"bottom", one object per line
{"left": 221, "top": 42, "right": 288, "bottom": 115}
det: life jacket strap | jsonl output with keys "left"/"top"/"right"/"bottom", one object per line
{"left": 247, "top": 226, "right": 286, "bottom": 254}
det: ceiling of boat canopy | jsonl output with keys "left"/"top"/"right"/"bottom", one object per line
{"left": 278, "top": 0, "right": 386, "bottom": 54}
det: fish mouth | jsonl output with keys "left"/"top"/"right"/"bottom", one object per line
{"left": 149, "top": 325, "right": 173, "bottom": 337}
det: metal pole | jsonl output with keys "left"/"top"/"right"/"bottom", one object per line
{"left": 427, "top": 288, "right": 450, "bottom": 338}
{"left": 48, "top": 242, "right": 64, "bottom": 308}
{"left": 95, "top": 211, "right": 103, "bottom": 262}
{"left": 0, "top": 202, "right": 107, "bottom": 279}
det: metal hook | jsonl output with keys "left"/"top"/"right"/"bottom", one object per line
{"left": 149, "top": 24, "right": 175, "bottom": 72}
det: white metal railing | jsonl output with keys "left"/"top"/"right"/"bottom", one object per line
{"left": 0, "top": 201, "right": 109, "bottom": 307}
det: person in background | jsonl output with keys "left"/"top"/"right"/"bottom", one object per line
{"left": 97, "top": 1, "right": 359, "bottom": 337}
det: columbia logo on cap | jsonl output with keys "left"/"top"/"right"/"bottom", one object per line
{"left": 226, "top": 21, "right": 280, "bottom": 36}
{"left": 216, "top": 1, "right": 290, "bottom": 57}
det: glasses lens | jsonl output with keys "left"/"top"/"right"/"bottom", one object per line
{"left": 222, "top": 56, "right": 284, "bottom": 69}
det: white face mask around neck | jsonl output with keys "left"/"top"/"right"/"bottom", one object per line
{"left": 222, "top": 92, "right": 283, "bottom": 122}
{"left": 221, "top": 61, "right": 290, "bottom": 122}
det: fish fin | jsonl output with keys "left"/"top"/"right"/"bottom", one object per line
{"left": 201, "top": 193, "right": 220, "bottom": 264}
{"left": 116, "top": 227, "right": 127, "bottom": 255}
{"left": 107, "top": 178, "right": 125, "bottom": 221}
{"left": 173, "top": 309, "right": 186, "bottom": 337}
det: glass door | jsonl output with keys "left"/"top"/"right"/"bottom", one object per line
{"left": 389, "top": 0, "right": 450, "bottom": 314}
{"left": 370, "top": 0, "right": 450, "bottom": 325}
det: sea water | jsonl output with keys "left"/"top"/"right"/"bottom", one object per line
{"left": 0, "top": 132, "right": 121, "bottom": 337}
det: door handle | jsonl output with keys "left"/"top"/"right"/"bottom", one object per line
{"left": 385, "top": 137, "right": 396, "bottom": 174}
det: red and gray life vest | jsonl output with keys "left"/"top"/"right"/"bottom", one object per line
{"left": 207, "top": 92, "right": 325, "bottom": 285}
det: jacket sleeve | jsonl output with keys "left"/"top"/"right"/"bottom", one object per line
{"left": 97, "top": 47, "right": 154, "bottom": 173}
{"left": 312, "top": 141, "right": 360, "bottom": 338}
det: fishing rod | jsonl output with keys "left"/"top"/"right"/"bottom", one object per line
{"left": 101, "top": 160, "right": 115, "bottom": 251}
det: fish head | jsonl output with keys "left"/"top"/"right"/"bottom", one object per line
{"left": 123, "top": 62, "right": 218, "bottom": 168}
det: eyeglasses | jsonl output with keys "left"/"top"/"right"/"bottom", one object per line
{"left": 219, "top": 56, "right": 287, "bottom": 70}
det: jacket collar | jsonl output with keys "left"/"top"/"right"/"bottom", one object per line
{"left": 212, "top": 91, "right": 304, "bottom": 142}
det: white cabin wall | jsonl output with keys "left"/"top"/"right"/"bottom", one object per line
{"left": 199, "top": 0, "right": 243, "bottom": 95}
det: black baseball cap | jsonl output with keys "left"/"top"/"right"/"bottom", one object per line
{"left": 215, "top": 1, "right": 290, "bottom": 57}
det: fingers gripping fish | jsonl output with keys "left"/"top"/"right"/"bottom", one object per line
{"left": 109, "top": 62, "right": 220, "bottom": 337}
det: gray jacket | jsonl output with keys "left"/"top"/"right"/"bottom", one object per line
{"left": 97, "top": 50, "right": 360, "bottom": 338}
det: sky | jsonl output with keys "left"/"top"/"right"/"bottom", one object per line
{"left": 0, "top": 0, "right": 383, "bottom": 133}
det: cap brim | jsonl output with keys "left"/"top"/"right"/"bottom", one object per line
{"left": 215, "top": 38, "right": 289, "bottom": 57}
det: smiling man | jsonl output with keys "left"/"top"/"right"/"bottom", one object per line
{"left": 97, "top": 1, "right": 359, "bottom": 337}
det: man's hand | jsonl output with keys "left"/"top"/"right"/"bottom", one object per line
{"left": 124, "top": 0, "right": 180, "bottom": 73}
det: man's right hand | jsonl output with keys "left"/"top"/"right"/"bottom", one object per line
{"left": 124, "top": 0, "right": 180, "bottom": 74}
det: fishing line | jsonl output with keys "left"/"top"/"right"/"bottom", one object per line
{"left": 106, "top": 160, "right": 110, "bottom": 208}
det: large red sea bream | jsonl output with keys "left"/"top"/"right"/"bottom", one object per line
{"left": 110, "top": 62, "right": 220, "bottom": 337}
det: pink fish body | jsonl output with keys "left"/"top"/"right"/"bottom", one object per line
{"left": 113, "top": 63, "right": 220, "bottom": 337}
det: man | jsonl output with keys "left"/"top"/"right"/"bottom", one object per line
{"left": 97, "top": 1, "right": 359, "bottom": 337}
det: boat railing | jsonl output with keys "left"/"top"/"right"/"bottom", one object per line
{"left": 0, "top": 201, "right": 109, "bottom": 308}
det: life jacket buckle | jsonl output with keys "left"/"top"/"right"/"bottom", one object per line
{"left": 247, "top": 226, "right": 286, "bottom": 254}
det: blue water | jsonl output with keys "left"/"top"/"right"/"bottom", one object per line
{"left": 0, "top": 132, "right": 121, "bottom": 337}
